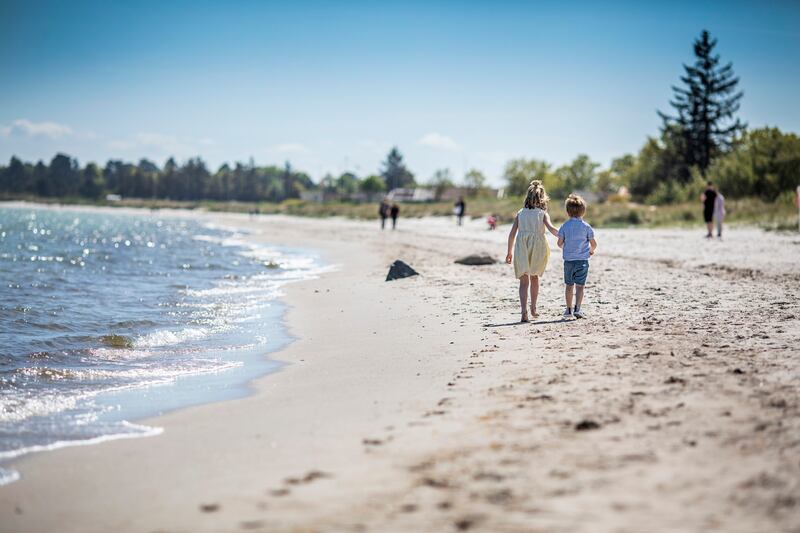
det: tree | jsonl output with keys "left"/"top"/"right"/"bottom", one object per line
{"left": 80, "top": 162, "right": 104, "bottom": 199}
{"left": 334, "top": 172, "right": 360, "bottom": 195}
{"left": 554, "top": 154, "right": 599, "bottom": 195}
{"left": 463, "top": 168, "right": 487, "bottom": 195}
{"left": 659, "top": 30, "right": 745, "bottom": 178}
{"left": 380, "top": 147, "right": 415, "bottom": 191}
{"left": 503, "top": 158, "right": 557, "bottom": 197}
{"left": 626, "top": 127, "right": 692, "bottom": 202}
{"left": 708, "top": 127, "right": 800, "bottom": 200}
{"left": 47, "top": 153, "right": 80, "bottom": 197}
{"left": 429, "top": 168, "right": 454, "bottom": 200}
{"left": 360, "top": 175, "right": 386, "bottom": 195}
{"left": 2, "top": 157, "right": 31, "bottom": 193}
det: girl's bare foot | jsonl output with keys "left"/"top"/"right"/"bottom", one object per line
{"left": 530, "top": 306, "right": 539, "bottom": 318}
{"left": 521, "top": 311, "right": 529, "bottom": 323}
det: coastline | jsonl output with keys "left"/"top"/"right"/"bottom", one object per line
{"left": 1, "top": 204, "right": 799, "bottom": 532}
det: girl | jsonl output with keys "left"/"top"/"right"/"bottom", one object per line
{"left": 505, "top": 180, "right": 559, "bottom": 322}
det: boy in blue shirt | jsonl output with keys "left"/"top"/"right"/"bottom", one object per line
{"left": 557, "top": 194, "right": 597, "bottom": 319}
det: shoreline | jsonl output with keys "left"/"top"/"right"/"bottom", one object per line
{"left": 1, "top": 204, "right": 799, "bottom": 532}
{"left": 0, "top": 203, "right": 319, "bottom": 485}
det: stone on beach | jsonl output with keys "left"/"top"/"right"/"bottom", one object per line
{"left": 454, "top": 254, "right": 497, "bottom": 266}
{"left": 386, "top": 260, "right": 419, "bottom": 281}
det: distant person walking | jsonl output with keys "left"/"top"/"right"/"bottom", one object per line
{"left": 454, "top": 197, "right": 466, "bottom": 226}
{"left": 379, "top": 198, "right": 390, "bottom": 230}
{"left": 390, "top": 203, "right": 400, "bottom": 230}
{"left": 700, "top": 182, "right": 718, "bottom": 238}
{"left": 714, "top": 190, "right": 726, "bottom": 238}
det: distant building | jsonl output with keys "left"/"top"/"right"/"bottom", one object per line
{"left": 439, "top": 187, "right": 505, "bottom": 201}
{"left": 105, "top": 194, "right": 122, "bottom": 202}
{"left": 386, "top": 188, "right": 436, "bottom": 202}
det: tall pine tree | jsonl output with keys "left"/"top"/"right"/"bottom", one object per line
{"left": 659, "top": 30, "right": 745, "bottom": 179}
{"left": 380, "top": 147, "right": 415, "bottom": 191}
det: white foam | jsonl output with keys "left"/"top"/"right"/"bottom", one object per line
{"left": 0, "top": 421, "right": 163, "bottom": 485}
{"left": 133, "top": 327, "right": 208, "bottom": 348}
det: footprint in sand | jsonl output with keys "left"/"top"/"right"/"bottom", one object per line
{"left": 199, "top": 503, "right": 220, "bottom": 513}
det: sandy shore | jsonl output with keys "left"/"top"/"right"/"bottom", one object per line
{"left": 1, "top": 206, "right": 799, "bottom": 532}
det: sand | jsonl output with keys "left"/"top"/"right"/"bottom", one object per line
{"left": 1, "top": 207, "right": 799, "bottom": 533}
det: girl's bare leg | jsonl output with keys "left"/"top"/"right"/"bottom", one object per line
{"left": 529, "top": 275, "right": 540, "bottom": 316}
{"left": 519, "top": 275, "right": 530, "bottom": 322}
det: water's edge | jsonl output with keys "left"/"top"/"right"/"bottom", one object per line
{"left": 0, "top": 204, "right": 331, "bottom": 485}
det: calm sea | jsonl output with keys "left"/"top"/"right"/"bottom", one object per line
{"left": 0, "top": 205, "right": 325, "bottom": 484}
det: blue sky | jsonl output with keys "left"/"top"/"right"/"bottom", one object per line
{"left": 1, "top": 0, "right": 799, "bottom": 186}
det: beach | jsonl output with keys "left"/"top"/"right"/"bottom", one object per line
{"left": 1, "top": 207, "right": 799, "bottom": 533}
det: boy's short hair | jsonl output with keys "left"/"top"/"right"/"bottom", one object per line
{"left": 565, "top": 194, "right": 587, "bottom": 217}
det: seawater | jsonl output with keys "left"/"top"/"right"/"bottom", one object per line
{"left": 0, "top": 205, "right": 327, "bottom": 484}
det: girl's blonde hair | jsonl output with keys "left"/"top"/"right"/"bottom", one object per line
{"left": 524, "top": 180, "right": 549, "bottom": 210}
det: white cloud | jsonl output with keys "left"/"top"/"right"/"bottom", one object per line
{"left": 418, "top": 132, "right": 460, "bottom": 151}
{"left": 1, "top": 119, "right": 73, "bottom": 139}
{"left": 271, "top": 143, "right": 309, "bottom": 154}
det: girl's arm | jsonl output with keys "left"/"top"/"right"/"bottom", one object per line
{"left": 505, "top": 216, "right": 519, "bottom": 263}
{"left": 543, "top": 212, "right": 559, "bottom": 237}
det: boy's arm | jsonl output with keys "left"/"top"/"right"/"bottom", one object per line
{"left": 589, "top": 238, "right": 597, "bottom": 255}
{"left": 557, "top": 224, "right": 565, "bottom": 248}
{"left": 505, "top": 216, "right": 519, "bottom": 263}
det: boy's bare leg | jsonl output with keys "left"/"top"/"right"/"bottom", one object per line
{"left": 529, "top": 275, "right": 539, "bottom": 315}
{"left": 575, "top": 284, "right": 585, "bottom": 310}
{"left": 565, "top": 284, "right": 574, "bottom": 311}
{"left": 519, "top": 275, "right": 530, "bottom": 319}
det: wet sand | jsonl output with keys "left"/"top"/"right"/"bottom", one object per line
{"left": 1, "top": 208, "right": 799, "bottom": 532}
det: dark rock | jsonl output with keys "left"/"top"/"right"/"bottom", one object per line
{"left": 575, "top": 420, "right": 601, "bottom": 431}
{"left": 386, "top": 260, "right": 419, "bottom": 281}
{"left": 199, "top": 503, "right": 220, "bottom": 512}
{"left": 455, "top": 254, "right": 497, "bottom": 266}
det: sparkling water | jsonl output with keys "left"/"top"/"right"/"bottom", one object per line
{"left": 0, "top": 205, "right": 326, "bottom": 484}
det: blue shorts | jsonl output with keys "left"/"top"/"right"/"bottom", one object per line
{"left": 564, "top": 260, "right": 589, "bottom": 286}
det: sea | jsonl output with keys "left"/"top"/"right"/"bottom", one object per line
{"left": 0, "top": 205, "right": 327, "bottom": 484}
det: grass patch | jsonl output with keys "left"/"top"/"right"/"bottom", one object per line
{"left": 2, "top": 194, "right": 797, "bottom": 231}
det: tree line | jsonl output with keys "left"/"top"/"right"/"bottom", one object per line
{"left": 1, "top": 31, "right": 798, "bottom": 205}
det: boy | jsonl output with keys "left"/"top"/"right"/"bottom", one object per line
{"left": 557, "top": 194, "right": 597, "bottom": 319}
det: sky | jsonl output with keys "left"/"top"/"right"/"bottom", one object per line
{"left": 1, "top": 0, "right": 799, "bottom": 186}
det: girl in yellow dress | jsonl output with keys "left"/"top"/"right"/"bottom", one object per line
{"left": 505, "top": 180, "right": 559, "bottom": 322}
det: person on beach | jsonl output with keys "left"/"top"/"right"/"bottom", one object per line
{"left": 505, "top": 180, "right": 559, "bottom": 322}
{"left": 390, "top": 203, "right": 400, "bottom": 230}
{"left": 701, "top": 182, "right": 718, "bottom": 238}
{"left": 379, "top": 198, "right": 390, "bottom": 230}
{"left": 714, "top": 190, "right": 726, "bottom": 238}
{"left": 454, "top": 197, "right": 466, "bottom": 226}
{"left": 557, "top": 194, "right": 597, "bottom": 319}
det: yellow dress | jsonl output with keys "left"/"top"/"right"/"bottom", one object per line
{"left": 513, "top": 208, "right": 551, "bottom": 278}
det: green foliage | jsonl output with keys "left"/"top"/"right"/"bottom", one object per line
{"left": 359, "top": 175, "right": 386, "bottom": 194}
{"left": 624, "top": 128, "right": 692, "bottom": 202}
{"left": 0, "top": 154, "right": 320, "bottom": 203}
{"left": 554, "top": 154, "right": 599, "bottom": 196}
{"left": 380, "top": 147, "right": 415, "bottom": 190}
{"left": 503, "top": 158, "right": 559, "bottom": 197}
{"left": 429, "top": 168, "right": 454, "bottom": 200}
{"left": 707, "top": 127, "right": 800, "bottom": 200}
{"left": 463, "top": 168, "right": 487, "bottom": 195}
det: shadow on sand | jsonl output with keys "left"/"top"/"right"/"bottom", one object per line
{"left": 483, "top": 318, "right": 572, "bottom": 328}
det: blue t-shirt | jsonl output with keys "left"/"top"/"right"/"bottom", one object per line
{"left": 558, "top": 218, "right": 595, "bottom": 261}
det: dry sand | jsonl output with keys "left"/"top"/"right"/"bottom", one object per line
{"left": 1, "top": 207, "right": 799, "bottom": 533}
